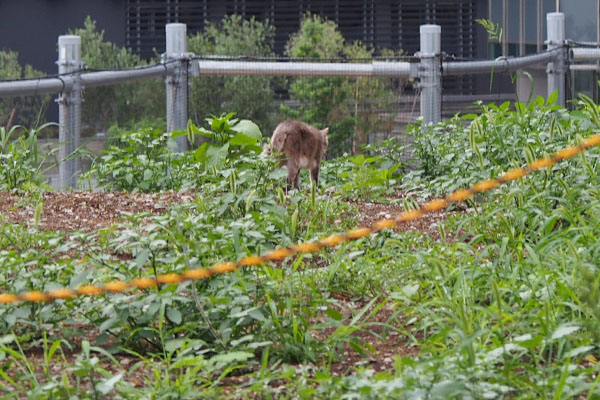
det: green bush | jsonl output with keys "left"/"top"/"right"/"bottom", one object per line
{"left": 68, "top": 17, "right": 164, "bottom": 134}
{"left": 0, "top": 123, "right": 56, "bottom": 191}
{"left": 0, "top": 50, "right": 50, "bottom": 129}
{"left": 283, "top": 15, "right": 352, "bottom": 156}
{"left": 82, "top": 114, "right": 266, "bottom": 192}
{"left": 284, "top": 14, "right": 399, "bottom": 157}
{"left": 188, "top": 15, "right": 277, "bottom": 133}
{"left": 403, "top": 93, "right": 575, "bottom": 197}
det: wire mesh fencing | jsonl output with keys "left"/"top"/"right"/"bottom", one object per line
{"left": 188, "top": 56, "right": 419, "bottom": 159}
{"left": 0, "top": 13, "right": 583, "bottom": 190}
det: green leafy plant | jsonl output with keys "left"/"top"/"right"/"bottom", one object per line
{"left": 5, "top": 91, "right": 600, "bottom": 398}
{"left": 188, "top": 15, "right": 277, "bottom": 132}
{"left": 0, "top": 123, "right": 58, "bottom": 191}
{"left": 187, "top": 113, "right": 263, "bottom": 169}
{"left": 69, "top": 16, "right": 164, "bottom": 133}
{"left": 81, "top": 126, "right": 186, "bottom": 192}
{"left": 337, "top": 153, "right": 401, "bottom": 200}
{"left": 0, "top": 50, "right": 51, "bottom": 129}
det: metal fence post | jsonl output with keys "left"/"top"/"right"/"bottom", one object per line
{"left": 57, "top": 35, "right": 82, "bottom": 189}
{"left": 547, "top": 12, "right": 566, "bottom": 106}
{"left": 165, "top": 23, "right": 188, "bottom": 152}
{"left": 418, "top": 24, "right": 442, "bottom": 125}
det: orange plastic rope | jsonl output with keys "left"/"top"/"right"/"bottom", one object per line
{"left": 2, "top": 134, "right": 599, "bottom": 304}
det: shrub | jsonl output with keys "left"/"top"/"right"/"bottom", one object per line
{"left": 188, "top": 15, "right": 277, "bottom": 133}
{"left": 283, "top": 15, "right": 352, "bottom": 156}
{"left": 0, "top": 123, "right": 56, "bottom": 191}
{"left": 284, "top": 15, "right": 399, "bottom": 157}
{"left": 0, "top": 50, "right": 50, "bottom": 129}
{"left": 68, "top": 17, "right": 164, "bottom": 134}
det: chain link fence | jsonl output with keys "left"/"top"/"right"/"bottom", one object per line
{"left": 0, "top": 12, "right": 589, "bottom": 190}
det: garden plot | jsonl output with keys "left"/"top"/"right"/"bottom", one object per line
{"left": 1, "top": 98, "right": 600, "bottom": 398}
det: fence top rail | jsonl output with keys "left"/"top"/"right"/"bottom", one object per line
{"left": 81, "top": 63, "right": 173, "bottom": 88}
{"left": 570, "top": 47, "right": 600, "bottom": 62}
{"left": 443, "top": 48, "right": 561, "bottom": 75}
{"left": 193, "top": 54, "right": 418, "bottom": 62}
{"left": 0, "top": 76, "right": 73, "bottom": 98}
{"left": 0, "top": 63, "right": 175, "bottom": 98}
{"left": 0, "top": 45, "right": 577, "bottom": 98}
{"left": 195, "top": 60, "right": 412, "bottom": 77}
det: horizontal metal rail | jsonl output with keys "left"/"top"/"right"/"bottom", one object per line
{"left": 0, "top": 51, "right": 566, "bottom": 98}
{"left": 443, "top": 50, "right": 559, "bottom": 75}
{"left": 570, "top": 47, "right": 600, "bottom": 62}
{"left": 81, "top": 64, "right": 173, "bottom": 88}
{"left": 0, "top": 64, "right": 173, "bottom": 98}
{"left": 0, "top": 77, "right": 73, "bottom": 98}
{"left": 195, "top": 60, "right": 412, "bottom": 77}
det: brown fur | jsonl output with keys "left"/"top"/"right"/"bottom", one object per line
{"left": 266, "top": 120, "right": 328, "bottom": 189}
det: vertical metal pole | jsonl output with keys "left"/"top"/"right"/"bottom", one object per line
{"left": 547, "top": 12, "right": 565, "bottom": 106}
{"left": 57, "top": 35, "right": 82, "bottom": 189}
{"left": 165, "top": 23, "right": 188, "bottom": 151}
{"left": 419, "top": 24, "right": 441, "bottom": 125}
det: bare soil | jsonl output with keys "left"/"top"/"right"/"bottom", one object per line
{"left": 0, "top": 191, "right": 194, "bottom": 231}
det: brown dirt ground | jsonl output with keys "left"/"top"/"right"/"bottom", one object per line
{"left": 0, "top": 191, "right": 195, "bottom": 232}
{"left": 0, "top": 191, "right": 455, "bottom": 395}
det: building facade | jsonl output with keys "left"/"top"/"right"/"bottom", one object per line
{"left": 488, "top": 0, "right": 599, "bottom": 101}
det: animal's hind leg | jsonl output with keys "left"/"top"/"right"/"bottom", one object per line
{"left": 287, "top": 161, "right": 300, "bottom": 190}
{"left": 310, "top": 166, "right": 320, "bottom": 187}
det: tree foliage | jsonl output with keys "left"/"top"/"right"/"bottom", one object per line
{"left": 283, "top": 15, "right": 351, "bottom": 156}
{"left": 188, "top": 15, "right": 277, "bottom": 133}
{"left": 284, "top": 15, "right": 399, "bottom": 156}
{"left": 0, "top": 50, "right": 49, "bottom": 130}
{"left": 68, "top": 17, "right": 164, "bottom": 133}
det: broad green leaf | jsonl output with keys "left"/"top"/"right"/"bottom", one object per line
{"left": 563, "top": 345, "right": 594, "bottom": 359}
{"left": 206, "top": 143, "right": 229, "bottom": 166}
{"left": 268, "top": 168, "right": 288, "bottom": 180}
{"left": 325, "top": 307, "right": 342, "bottom": 321}
{"left": 194, "top": 142, "right": 209, "bottom": 163}
{"left": 485, "top": 343, "right": 525, "bottom": 362}
{"left": 99, "top": 316, "right": 119, "bottom": 332}
{"left": 165, "top": 338, "right": 185, "bottom": 353}
{"left": 69, "top": 270, "right": 90, "bottom": 289}
{"left": 135, "top": 248, "right": 149, "bottom": 269}
{"left": 209, "top": 351, "right": 254, "bottom": 365}
{"left": 247, "top": 341, "right": 272, "bottom": 350}
{"left": 0, "top": 335, "right": 16, "bottom": 345}
{"left": 97, "top": 373, "right": 123, "bottom": 395}
{"left": 230, "top": 132, "right": 259, "bottom": 147}
{"left": 551, "top": 325, "right": 579, "bottom": 340}
{"left": 232, "top": 119, "right": 262, "bottom": 140}
{"left": 400, "top": 283, "right": 419, "bottom": 298}
{"left": 248, "top": 308, "right": 266, "bottom": 322}
{"left": 547, "top": 89, "right": 558, "bottom": 106}
{"left": 166, "top": 307, "right": 183, "bottom": 325}
{"left": 170, "top": 129, "right": 187, "bottom": 138}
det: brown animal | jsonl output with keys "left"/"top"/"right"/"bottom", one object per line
{"left": 265, "top": 120, "right": 329, "bottom": 189}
